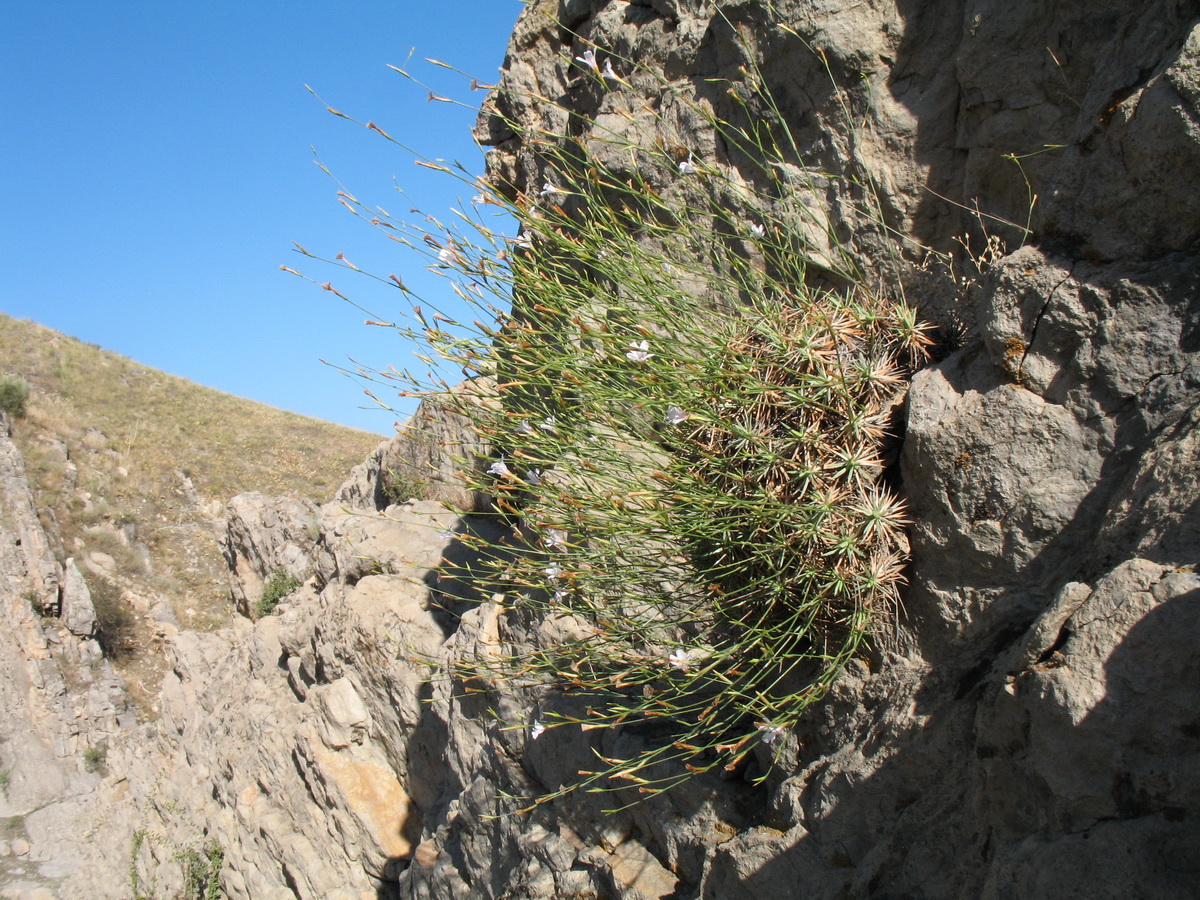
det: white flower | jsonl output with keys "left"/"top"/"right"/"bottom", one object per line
{"left": 601, "top": 59, "right": 624, "bottom": 84}
{"left": 510, "top": 233, "right": 533, "bottom": 251}
{"left": 539, "top": 416, "right": 557, "bottom": 432}
{"left": 472, "top": 192, "right": 487, "bottom": 205}
{"left": 757, "top": 722, "right": 784, "bottom": 745}
{"left": 543, "top": 528, "right": 568, "bottom": 551}
{"left": 437, "top": 245, "right": 461, "bottom": 266}
{"left": 514, "top": 419, "right": 533, "bottom": 435}
{"left": 665, "top": 405, "right": 688, "bottom": 425}
{"left": 551, "top": 589, "right": 568, "bottom": 605}
{"left": 544, "top": 564, "right": 562, "bottom": 582}
{"left": 523, "top": 468, "right": 543, "bottom": 486}
{"left": 437, "top": 528, "right": 456, "bottom": 540}
{"left": 539, "top": 181, "right": 563, "bottom": 199}
{"left": 667, "top": 648, "right": 695, "bottom": 671}
{"left": 487, "top": 457, "right": 511, "bottom": 477}
{"left": 678, "top": 154, "right": 698, "bottom": 176}
{"left": 530, "top": 719, "right": 545, "bottom": 740}
{"left": 575, "top": 48, "right": 599, "bottom": 72}
{"left": 750, "top": 223, "right": 765, "bottom": 237}
{"left": 626, "top": 340, "right": 654, "bottom": 363}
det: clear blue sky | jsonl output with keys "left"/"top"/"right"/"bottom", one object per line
{"left": 1, "top": 0, "right": 524, "bottom": 434}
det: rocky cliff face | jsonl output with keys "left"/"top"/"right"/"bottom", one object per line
{"left": 5, "top": 1, "right": 1197, "bottom": 898}
{"left": 0, "top": 417, "right": 132, "bottom": 899}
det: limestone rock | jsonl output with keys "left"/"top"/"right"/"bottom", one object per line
{"left": 61, "top": 558, "right": 97, "bottom": 638}
{"left": 0, "top": 419, "right": 59, "bottom": 611}
{"left": 221, "top": 492, "right": 320, "bottom": 616}
{"left": 335, "top": 383, "right": 493, "bottom": 515}
{"left": 317, "top": 498, "right": 461, "bottom": 586}
{"left": 0, "top": 420, "right": 131, "bottom": 898}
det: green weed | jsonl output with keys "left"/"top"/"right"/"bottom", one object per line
{"left": 129, "top": 828, "right": 159, "bottom": 900}
{"left": 177, "top": 841, "right": 224, "bottom": 900}
{"left": 129, "top": 829, "right": 224, "bottom": 900}
{"left": 256, "top": 568, "right": 302, "bottom": 618}
{"left": 0, "top": 376, "right": 30, "bottom": 419}
{"left": 381, "top": 467, "right": 428, "bottom": 505}
{"left": 83, "top": 743, "right": 107, "bottom": 774}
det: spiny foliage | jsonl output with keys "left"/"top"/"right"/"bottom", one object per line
{"left": 298, "top": 31, "right": 932, "bottom": 805}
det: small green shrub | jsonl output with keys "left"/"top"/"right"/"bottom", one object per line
{"left": 256, "top": 568, "right": 301, "bottom": 618}
{"left": 381, "top": 467, "right": 426, "bottom": 505}
{"left": 83, "top": 743, "right": 107, "bottom": 774}
{"left": 89, "top": 575, "right": 137, "bottom": 658}
{"left": 0, "top": 376, "right": 30, "bottom": 419}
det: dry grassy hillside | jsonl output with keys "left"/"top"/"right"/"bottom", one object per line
{"left": 0, "top": 312, "right": 383, "bottom": 711}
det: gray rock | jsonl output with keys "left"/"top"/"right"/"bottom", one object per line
{"left": 0, "top": 424, "right": 60, "bottom": 611}
{"left": 61, "top": 559, "right": 97, "bottom": 638}
{"left": 221, "top": 492, "right": 320, "bottom": 616}
{"left": 335, "top": 383, "right": 493, "bottom": 515}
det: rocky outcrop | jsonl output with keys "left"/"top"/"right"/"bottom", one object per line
{"left": 423, "top": 0, "right": 1200, "bottom": 896}
{"left": 0, "top": 419, "right": 132, "bottom": 898}
{"left": 336, "top": 387, "right": 493, "bottom": 515}
{"left": 0, "top": 413, "right": 60, "bottom": 614}
{"left": 60, "top": 494, "right": 504, "bottom": 899}
{"left": 221, "top": 492, "right": 321, "bottom": 616}
{"left": 26, "top": 1, "right": 1200, "bottom": 898}
{"left": 60, "top": 559, "right": 97, "bottom": 638}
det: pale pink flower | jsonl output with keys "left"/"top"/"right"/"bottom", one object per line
{"left": 668, "top": 648, "right": 695, "bottom": 671}
{"left": 575, "top": 48, "right": 599, "bottom": 72}
{"left": 626, "top": 340, "right": 653, "bottom": 363}
{"left": 757, "top": 722, "right": 784, "bottom": 745}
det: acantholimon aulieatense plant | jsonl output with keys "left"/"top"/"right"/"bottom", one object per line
{"left": 294, "top": 33, "right": 934, "bottom": 807}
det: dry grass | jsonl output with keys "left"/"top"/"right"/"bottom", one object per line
{"left": 1, "top": 313, "right": 383, "bottom": 713}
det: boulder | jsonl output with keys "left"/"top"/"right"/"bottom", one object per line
{"left": 61, "top": 559, "right": 97, "bottom": 638}
{"left": 335, "top": 382, "right": 494, "bottom": 514}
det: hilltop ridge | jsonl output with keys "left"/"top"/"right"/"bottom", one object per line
{"left": 0, "top": 312, "right": 382, "bottom": 707}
